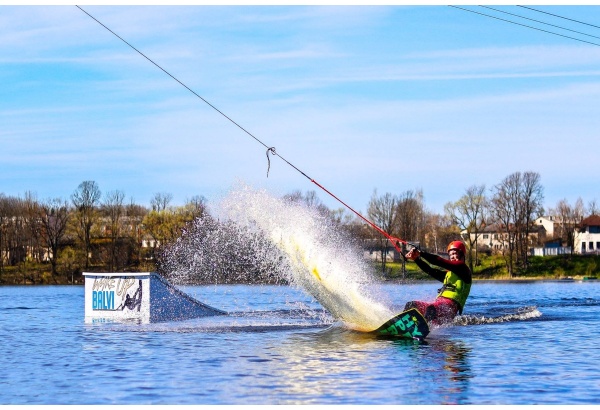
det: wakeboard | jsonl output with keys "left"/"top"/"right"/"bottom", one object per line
{"left": 373, "top": 308, "right": 430, "bottom": 340}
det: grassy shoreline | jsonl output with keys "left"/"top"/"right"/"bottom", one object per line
{"left": 373, "top": 254, "right": 600, "bottom": 282}
{"left": 0, "top": 254, "right": 598, "bottom": 286}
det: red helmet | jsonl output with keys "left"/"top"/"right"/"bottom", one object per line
{"left": 447, "top": 241, "right": 466, "bottom": 255}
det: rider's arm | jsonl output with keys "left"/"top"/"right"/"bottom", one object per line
{"left": 420, "top": 252, "right": 472, "bottom": 283}
{"left": 413, "top": 254, "right": 447, "bottom": 282}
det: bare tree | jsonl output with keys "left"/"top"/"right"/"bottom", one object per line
{"left": 186, "top": 195, "right": 207, "bottom": 219}
{"left": 424, "top": 212, "right": 459, "bottom": 253}
{"left": 40, "top": 198, "right": 70, "bottom": 277}
{"left": 283, "top": 190, "right": 330, "bottom": 218}
{"left": 0, "top": 194, "right": 10, "bottom": 279}
{"left": 71, "top": 181, "right": 101, "bottom": 269}
{"left": 150, "top": 192, "right": 173, "bottom": 212}
{"left": 0, "top": 193, "right": 40, "bottom": 279}
{"left": 555, "top": 199, "right": 571, "bottom": 242}
{"left": 518, "top": 171, "right": 544, "bottom": 268}
{"left": 490, "top": 171, "right": 544, "bottom": 276}
{"left": 490, "top": 173, "right": 520, "bottom": 277}
{"left": 23, "top": 191, "right": 45, "bottom": 265}
{"left": 444, "top": 184, "right": 487, "bottom": 271}
{"left": 367, "top": 190, "right": 398, "bottom": 273}
{"left": 9, "top": 197, "right": 27, "bottom": 269}
{"left": 588, "top": 199, "right": 598, "bottom": 216}
{"left": 392, "top": 189, "right": 426, "bottom": 276}
{"left": 125, "top": 199, "right": 148, "bottom": 266}
{"left": 102, "top": 190, "right": 125, "bottom": 271}
{"left": 556, "top": 197, "right": 585, "bottom": 254}
{"left": 574, "top": 198, "right": 585, "bottom": 220}
{"left": 395, "top": 189, "right": 425, "bottom": 244}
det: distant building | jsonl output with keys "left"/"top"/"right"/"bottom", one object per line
{"left": 534, "top": 216, "right": 557, "bottom": 238}
{"left": 463, "top": 223, "right": 546, "bottom": 253}
{"left": 531, "top": 239, "right": 571, "bottom": 256}
{"left": 575, "top": 215, "right": 600, "bottom": 255}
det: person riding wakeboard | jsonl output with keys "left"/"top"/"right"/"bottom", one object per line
{"left": 404, "top": 241, "right": 472, "bottom": 327}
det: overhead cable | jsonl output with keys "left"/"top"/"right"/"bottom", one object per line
{"left": 480, "top": 5, "right": 600, "bottom": 40}
{"left": 517, "top": 5, "right": 600, "bottom": 30}
{"left": 449, "top": 5, "right": 600, "bottom": 47}
{"left": 75, "top": 5, "right": 410, "bottom": 252}
{"left": 76, "top": 5, "right": 312, "bottom": 182}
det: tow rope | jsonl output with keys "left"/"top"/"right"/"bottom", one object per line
{"left": 76, "top": 5, "right": 414, "bottom": 254}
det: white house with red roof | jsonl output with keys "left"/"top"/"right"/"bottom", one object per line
{"left": 575, "top": 215, "right": 600, "bottom": 254}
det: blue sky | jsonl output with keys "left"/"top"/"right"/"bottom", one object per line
{"left": 2, "top": 4, "right": 600, "bottom": 215}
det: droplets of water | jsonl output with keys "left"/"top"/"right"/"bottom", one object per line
{"left": 160, "top": 183, "right": 395, "bottom": 331}
{"left": 218, "top": 185, "right": 395, "bottom": 331}
{"left": 159, "top": 212, "right": 290, "bottom": 285}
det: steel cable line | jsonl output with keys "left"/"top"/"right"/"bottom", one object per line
{"left": 517, "top": 5, "right": 600, "bottom": 30}
{"left": 480, "top": 5, "right": 600, "bottom": 40}
{"left": 75, "top": 5, "right": 410, "bottom": 252}
{"left": 449, "top": 5, "right": 600, "bottom": 47}
{"left": 75, "top": 6, "right": 313, "bottom": 181}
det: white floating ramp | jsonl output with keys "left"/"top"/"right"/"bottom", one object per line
{"left": 83, "top": 272, "right": 227, "bottom": 323}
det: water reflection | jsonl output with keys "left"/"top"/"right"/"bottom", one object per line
{"left": 414, "top": 337, "right": 473, "bottom": 404}
{"left": 264, "top": 326, "right": 377, "bottom": 403}
{"left": 267, "top": 325, "right": 472, "bottom": 404}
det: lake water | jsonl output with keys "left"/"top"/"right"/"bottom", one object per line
{"left": 1, "top": 280, "right": 599, "bottom": 405}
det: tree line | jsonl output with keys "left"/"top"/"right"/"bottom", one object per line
{"left": 367, "top": 171, "right": 597, "bottom": 277}
{"left": 0, "top": 181, "right": 206, "bottom": 284}
{"left": 0, "top": 171, "right": 597, "bottom": 284}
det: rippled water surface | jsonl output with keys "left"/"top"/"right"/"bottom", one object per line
{"left": 1, "top": 281, "right": 599, "bottom": 404}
